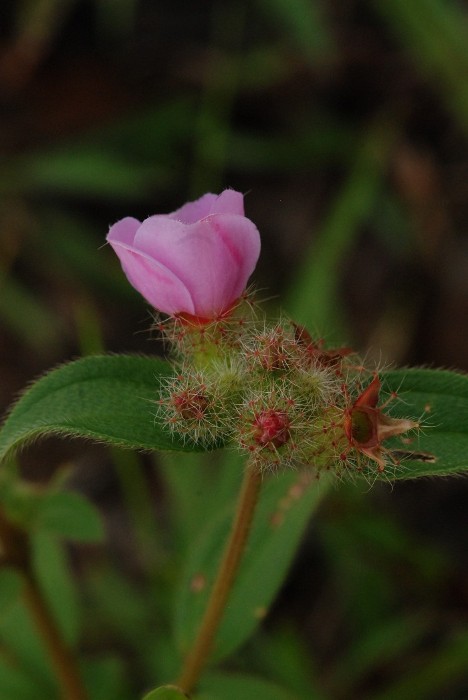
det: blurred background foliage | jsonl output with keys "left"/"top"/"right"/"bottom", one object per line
{"left": 1, "top": 0, "right": 468, "bottom": 698}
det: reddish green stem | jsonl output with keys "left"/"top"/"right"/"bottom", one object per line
{"left": 0, "top": 509, "right": 88, "bottom": 700}
{"left": 176, "top": 464, "right": 262, "bottom": 695}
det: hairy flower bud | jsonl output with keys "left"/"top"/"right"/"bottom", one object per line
{"left": 158, "top": 367, "right": 233, "bottom": 445}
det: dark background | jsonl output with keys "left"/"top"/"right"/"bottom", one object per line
{"left": 1, "top": 1, "right": 467, "bottom": 698}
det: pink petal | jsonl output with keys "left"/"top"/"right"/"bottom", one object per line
{"left": 107, "top": 216, "right": 141, "bottom": 246}
{"left": 168, "top": 189, "right": 245, "bottom": 224}
{"left": 169, "top": 193, "right": 218, "bottom": 224}
{"left": 107, "top": 238, "right": 195, "bottom": 315}
{"left": 209, "top": 189, "right": 245, "bottom": 216}
{"left": 134, "top": 213, "right": 260, "bottom": 317}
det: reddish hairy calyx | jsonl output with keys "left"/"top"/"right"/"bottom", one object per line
{"left": 253, "top": 409, "right": 291, "bottom": 448}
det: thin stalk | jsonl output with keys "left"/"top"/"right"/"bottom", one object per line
{"left": 0, "top": 509, "right": 88, "bottom": 700}
{"left": 176, "top": 464, "right": 262, "bottom": 694}
{"left": 22, "top": 577, "right": 88, "bottom": 700}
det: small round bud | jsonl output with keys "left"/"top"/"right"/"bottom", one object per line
{"left": 158, "top": 367, "right": 233, "bottom": 445}
{"left": 252, "top": 409, "right": 291, "bottom": 448}
{"left": 172, "top": 390, "right": 209, "bottom": 420}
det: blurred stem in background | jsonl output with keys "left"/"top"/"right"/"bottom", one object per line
{"left": 189, "top": 0, "right": 248, "bottom": 196}
{"left": 286, "top": 115, "right": 400, "bottom": 342}
{"left": 0, "top": 507, "right": 88, "bottom": 700}
{"left": 0, "top": 0, "right": 75, "bottom": 92}
{"left": 176, "top": 464, "right": 263, "bottom": 694}
{"left": 375, "top": 0, "right": 468, "bottom": 136}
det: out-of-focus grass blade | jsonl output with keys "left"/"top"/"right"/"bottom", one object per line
{"left": 197, "top": 670, "right": 301, "bottom": 699}
{"left": 82, "top": 656, "right": 131, "bottom": 700}
{"left": 81, "top": 98, "right": 195, "bottom": 161}
{"left": 245, "top": 627, "right": 327, "bottom": 700}
{"left": 34, "top": 208, "right": 136, "bottom": 300}
{"left": 32, "top": 530, "right": 80, "bottom": 646}
{"left": 0, "top": 599, "right": 55, "bottom": 694}
{"left": 95, "top": 0, "right": 137, "bottom": 39}
{"left": 331, "top": 613, "right": 432, "bottom": 692}
{"left": 0, "top": 274, "right": 62, "bottom": 351}
{"left": 369, "top": 629, "right": 468, "bottom": 700}
{"left": 375, "top": 0, "right": 468, "bottom": 134}
{"left": 189, "top": 1, "right": 247, "bottom": 196}
{"left": 9, "top": 149, "right": 165, "bottom": 200}
{"left": 285, "top": 118, "right": 398, "bottom": 338}
{"left": 228, "top": 121, "right": 355, "bottom": 171}
{"left": 255, "top": 0, "right": 335, "bottom": 63}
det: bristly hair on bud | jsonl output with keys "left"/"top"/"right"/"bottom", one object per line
{"left": 157, "top": 366, "right": 234, "bottom": 446}
{"left": 242, "top": 321, "right": 306, "bottom": 373}
{"left": 235, "top": 379, "right": 311, "bottom": 472}
{"left": 292, "top": 323, "right": 353, "bottom": 376}
{"left": 154, "top": 297, "right": 419, "bottom": 482}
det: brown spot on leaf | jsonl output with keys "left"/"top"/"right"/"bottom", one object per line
{"left": 269, "top": 512, "right": 284, "bottom": 528}
{"left": 190, "top": 573, "right": 206, "bottom": 593}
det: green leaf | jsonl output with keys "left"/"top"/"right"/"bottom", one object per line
{"left": 37, "top": 490, "right": 104, "bottom": 542}
{"left": 32, "top": 530, "right": 80, "bottom": 646}
{"left": 142, "top": 686, "right": 189, "bottom": 700}
{"left": 0, "top": 657, "right": 43, "bottom": 700}
{"left": 174, "top": 470, "right": 330, "bottom": 661}
{"left": 82, "top": 657, "right": 130, "bottom": 700}
{"left": 196, "top": 671, "right": 299, "bottom": 700}
{"left": 381, "top": 368, "right": 468, "bottom": 479}
{"left": 0, "top": 275, "right": 63, "bottom": 351}
{"left": 228, "top": 121, "right": 354, "bottom": 171}
{"left": 0, "top": 599, "right": 55, "bottom": 693}
{"left": 244, "top": 626, "right": 327, "bottom": 700}
{"left": 0, "top": 354, "right": 204, "bottom": 462}
{"left": 0, "top": 568, "right": 23, "bottom": 616}
{"left": 160, "top": 451, "right": 243, "bottom": 555}
{"left": 331, "top": 612, "right": 431, "bottom": 691}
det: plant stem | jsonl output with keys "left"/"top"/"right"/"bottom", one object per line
{"left": 22, "top": 576, "right": 88, "bottom": 700}
{"left": 0, "top": 509, "right": 88, "bottom": 700}
{"left": 176, "top": 464, "right": 262, "bottom": 695}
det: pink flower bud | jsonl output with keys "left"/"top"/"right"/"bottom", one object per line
{"left": 107, "top": 190, "right": 261, "bottom": 320}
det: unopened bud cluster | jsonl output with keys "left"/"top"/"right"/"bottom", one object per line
{"left": 157, "top": 300, "right": 418, "bottom": 479}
